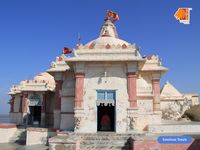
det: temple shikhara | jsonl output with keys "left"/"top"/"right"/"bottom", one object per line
{"left": 8, "top": 12, "right": 198, "bottom": 138}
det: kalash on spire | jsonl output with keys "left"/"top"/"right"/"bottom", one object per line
{"left": 99, "top": 10, "right": 119, "bottom": 39}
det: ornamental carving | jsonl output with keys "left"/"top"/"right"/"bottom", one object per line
{"left": 129, "top": 117, "right": 136, "bottom": 130}
{"left": 75, "top": 117, "right": 81, "bottom": 129}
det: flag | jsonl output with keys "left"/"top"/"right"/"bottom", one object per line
{"left": 106, "top": 10, "right": 119, "bottom": 23}
{"left": 174, "top": 8, "right": 192, "bottom": 24}
{"left": 62, "top": 47, "right": 72, "bottom": 54}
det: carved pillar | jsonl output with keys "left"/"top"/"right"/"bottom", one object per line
{"left": 10, "top": 96, "right": 15, "bottom": 113}
{"left": 41, "top": 93, "right": 46, "bottom": 127}
{"left": 152, "top": 79, "right": 160, "bottom": 112}
{"left": 127, "top": 72, "right": 137, "bottom": 108}
{"left": 74, "top": 73, "right": 85, "bottom": 108}
{"left": 74, "top": 72, "right": 85, "bottom": 132}
{"left": 23, "top": 94, "right": 28, "bottom": 113}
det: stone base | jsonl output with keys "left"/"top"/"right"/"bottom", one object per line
{"left": 135, "top": 113, "right": 161, "bottom": 131}
{"left": 49, "top": 135, "right": 80, "bottom": 150}
{"left": 0, "top": 123, "right": 17, "bottom": 143}
{"left": 26, "top": 127, "right": 56, "bottom": 145}
{"left": 148, "top": 121, "right": 200, "bottom": 134}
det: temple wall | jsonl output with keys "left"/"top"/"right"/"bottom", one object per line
{"left": 137, "top": 100, "right": 153, "bottom": 114}
{"left": 137, "top": 74, "right": 152, "bottom": 96}
{"left": 80, "top": 63, "right": 129, "bottom": 133}
{"left": 10, "top": 113, "right": 22, "bottom": 124}
{"left": 136, "top": 73, "right": 154, "bottom": 114}
{"left": 11, "top": 94, "right": 22, "bottom": 124}
{"left": 60, "top": 72, "right": 75, "bottom": 130}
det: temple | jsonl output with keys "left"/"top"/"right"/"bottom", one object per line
{"left": 8, "top": 18, "right": 198, "bottom": 133}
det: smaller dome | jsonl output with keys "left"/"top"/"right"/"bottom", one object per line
{"left": 34, "top": 72, "right": 55, "bottom": 84}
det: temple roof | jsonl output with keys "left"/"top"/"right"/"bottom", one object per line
{"left": 160, "top": 81, "right": 184, "bottom": 100}
{"left": 47, "top": 55, "right": 70, "bottom": 72}
{"left": 139, "top": 55, "right": 168, "bottom": 73}
{"left": 8, "top": 72, "right": 55, "bottom": 95}
{"left": 65, "top": 20, "right": 143, "bottom": 62}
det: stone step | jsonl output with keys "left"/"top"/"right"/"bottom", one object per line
{"left": 82, "top": 136, "right": 131, "bottom": 141}
{"left": 9, "top": 129, "right": 26, "bottom": 144}
{"left": 80, "top": 145, "right": 131, "bottom": 150}
{"left": 81, "top": 140, "right": 130, "bottom": 145}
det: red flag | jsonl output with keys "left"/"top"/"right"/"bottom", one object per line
{"left": 106, "top": 10, "right": 119, "bottom": 23}
{"left": 62, "top": 47, "right": 72, "bottom": 54}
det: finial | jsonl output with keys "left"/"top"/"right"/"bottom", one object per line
{"left": 105, "top": 10, "right": 119, "bottom": 23}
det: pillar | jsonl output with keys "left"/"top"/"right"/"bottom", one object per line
{"left": 54, "top": 80, "right": 63, "bottom": 129}
{"left": 152, "top": 79, "right": 160, "bottom": 112}
{"left": 10, "top": 96, "right": 15, "bottom": 113}
{"left": 23, "top": 94, "right": 28, "bottom": 113}
{"left": 42, "top": 93, "right": 46, "bottom": 113}
{"left": 19, "top": 95, "right": 23, "bottom": 113}
{"left": 74, "top": 72, "right": 85, "bottom": 108}
{"left": 41, "top": 93, "right": 46, "bottom": 127}
{"left": 127, "top": 72, "right": 137, "bottom": 108}
{"left": 74, "top": 72, "right": 85, "bottom": 132}
{"left": 23, "top": 94, "right": 28, "bottom": 125}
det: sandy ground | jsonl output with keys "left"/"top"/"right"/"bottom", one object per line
{"left": 0, "top": 143, "right": 48, "bottom": 150}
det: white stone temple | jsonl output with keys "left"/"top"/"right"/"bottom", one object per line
{"left": 8, "top": 19, "right": 198, "bottom": 133}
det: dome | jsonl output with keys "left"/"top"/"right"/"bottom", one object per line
{"left": 34, "top": 72, "right": 55, "bottom": 85}
{"left": 86, "top": 36, "right": 129, "bottom": 47}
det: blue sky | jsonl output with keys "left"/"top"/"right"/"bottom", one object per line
{"left": 0, "top": 0, "right": 200, "bottom": 114}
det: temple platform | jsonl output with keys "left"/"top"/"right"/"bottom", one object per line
{"left": 148, "top": 120, "right": 200, "bottom": 134}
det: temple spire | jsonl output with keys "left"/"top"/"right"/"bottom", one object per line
{"left": 99, "top": 19, "right": 119, "bottom": 38}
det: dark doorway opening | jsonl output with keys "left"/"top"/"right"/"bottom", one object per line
{"left": 97, "top": 104, "right": 115, "bottom": 132}
{"left": 28, "top": 106, "right": 41, "bottom": 126}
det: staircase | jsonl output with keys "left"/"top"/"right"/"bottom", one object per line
{"left": 9, "top": 127, "right": 26, "bottom": 145}
{"left": 79, "top": 132, "right": 133, "bottom": 150}
{"left": 51, "top": 132, "right": 141, "bottom": 150}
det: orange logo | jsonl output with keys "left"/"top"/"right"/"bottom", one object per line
{"left": 174, "top": 8, "right": 192, "bottom": 24}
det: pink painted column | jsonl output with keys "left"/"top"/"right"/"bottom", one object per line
{"left": 10, "top": 96, "right": 15, "bottom": 113}
{"left": 55, "top": 80, "right": 63, "bottom": 111}
{"left": 23, "top": 94, "right": 28, "bottom": 113}
{"left": 42, "top": 93, "right": 46, "bottom": 113}
{"left": 127, "top": 72, "right": 137, "bottom": 108}
{"left": 75, "top": 72, "right": 85, "bottom": 108}
{"left": 19, "top": 95, "right": 23, "bottom": 113}
{"left": 152, "top": 79, "right": 160, "bottom": 111}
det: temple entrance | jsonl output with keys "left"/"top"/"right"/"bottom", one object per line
{"left": 28, "top": 106, "right": 41, "bottom": 126}
{"left": 97, "top": 104, "right": 115, "bottom": 132}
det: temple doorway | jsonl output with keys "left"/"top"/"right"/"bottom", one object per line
{"left": 28, "top": 106, "right": 41, "bottom": 126}
{"left": 97, "top": 104, "right": 115, "bottom": 132}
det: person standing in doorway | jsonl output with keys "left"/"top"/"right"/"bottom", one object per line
{"left": 100, "top": 111, "right": 111, "bottom": 131}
